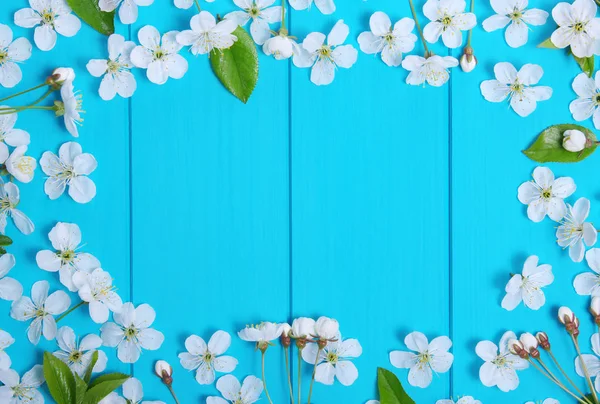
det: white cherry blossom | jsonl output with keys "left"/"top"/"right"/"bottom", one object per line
{"left": 58, "top": 80, "right": 83, "bottom": 137}
{"left": 570, "top": 72, "right": 600, "bottom": 129}
{"left": 482, "top": 0, "right": 548, "bottom": 47}
{"left": 389, "top": 331, "right": 454, "bottom": 388}
{"left": 225, "top": 0, "right": 282, "bottom": 45}
{"left": 501, "top": 255, "right": 553, "bottom": 311}
{"left": 551, "top": 0, "right": 600, "bottom": 58}
{"left": 10, "top": 280, "right": 71, "bottom": 344}
{"left": 87, "top": 34, "right": 137, "bottom": 101}
{"left": 517, "top": 166, "right": 576, "bottom": 222}
{"left": 100, "top": 302, "right": 164, "bottom": 363}
{"left": 293, "top": 20, "right": 358, "bottom": 86}
{"left": 302, "top": 333, "right": 362, "bottom": 386}
{"left": 99, "top": 0, "right": 154, "bottom": 25}
{"left": 36, "top": 222, "right": 100, "bottom": 292}
{"left": 480, "top": 62, "right": 552, "bottom": 117}
{"left": 574, "top": 248, "right": 600, "bottom": 296}
{"left": 0, "top": 179, "right": 34, "bottom": 235}
{"left": 358, "top": 12, "right": 417, "bottom": 67}
{"left": 73, "top": 268, "right": 123, "bottom": 324}
{"left": 176, "top": 11, "right": 238, "bottom": 56}
{"left": 0, "top": 254, "right": 22, "bottom": 301}
{"left": 206, "top": 375, "right": 263, "bottom": 404}
{"left": 14, "top": 0, "right": 81, "bottom": 51}
{"left": 40, "top": 141, "right": 97, "bottom": 204}
{"left": 289, "top": 0, "right": 335, "bottom": 14}
{"left": 557, "top": 197, "right": 597, "bottom": 262}
{"left": 100, "top": 377, "right": 165, "bottom": 404}
{"left": 5, "top": 146, "right": 36, "bottom": 183}
{"left": 131, "top": 25, "right": 188, "bottom": 85}
{"left": 422, "top": 0, "right": 477, "bottom": 48}
{"left": 0, "top": 24, "right": 32, "bottom": 88}
{"left": 179, "top": 331, "right": 238, "bottom": 385}
{"left": 54, "top": 326, "right": 108, "bottom": 376}
{"left": 0, "top": 365, "right": 45, "bottom": 404}
{"left": 263, "top": 34, "right": 300, "bottom": 60}
{"left": 475, "top": 331, "right": 528, "bottom": 392}
{"left": 437, "top": 397, "right": 482, "bottom": 404}
{"left": 0, "top": 109, "right": 30, "bottom": 164}
{"left": 0, "top": 330, "right": 14, "bottom": 370}
{"left": 402, "top": 55, "right": 458, "bottom": 87}
{"left": 576, "top": 333, "right": 600, "bottom": 392}
{"left": 238, "top": 322, "right": 283, "bottom": 347}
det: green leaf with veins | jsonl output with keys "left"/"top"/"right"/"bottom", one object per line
{"left": 523, "top": 124, "right": 597, "bottom": 163}
{"left": 43, "top": 352, "right": 77, "bottom": 404}
{"left": 377, "top": 368, "right": 415, "bottom": 404}
{"left": 574, "top": 55, "right": 594, "bottom": 77}
{"left": 538, "top": 38, "right": 558, "bottom": 49}
{"left": 66, "top": 0, "right": 115, "bottom": 35}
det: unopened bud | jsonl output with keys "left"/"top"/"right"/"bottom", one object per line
{"left": 562, "top": 129, "right": 587, "bottom": 152}
{"left": 459, "top": 46, "right": 477, "bottom": 73}
{"left": 591, "top": 297, "right": 600, "bottom": 325}
{"left": 536, "top": 332, "right": 550, "bottom": 350}
{"left": 280, "top": 323, "right": 292, "bottom": 348}
{"left": 508, "top": 338, "right": 528, "bottom": 358}
{"left": 520, "top": 333, "right": 539, "bottom": 358}
{"left": 49, "top": 67, "right": 75, "bottom": 87}
{"left": 558, "top": 306, "right": 580, "bottom": 337}
{"left": 154, "top": 360, "right": 173, "bottom": 386}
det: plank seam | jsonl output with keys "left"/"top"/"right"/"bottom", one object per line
{"left": 127, "top": 23, "right": 135, "bottom": 378}
{"left": 287, "top": 9, "right": 294, "bottom": 404}
{"left": 447, "top": 47, "right": 454, "bottom": 399}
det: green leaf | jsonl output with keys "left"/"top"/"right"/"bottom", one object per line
{"left": 377, "top": 368, "right": 415, "bottom": 404}
{"left": 538, "top": 38, "right": 558, "bottom": 49}
{"left": 0, "top": 235, "right": 13, "bottom": 246}
{"left": 83, "top": 351, "right": 98, "bottom": 384}
{"left": 574, "top": 55, "right": 595, "bottom": 77}
{"left": 84, "top": 373, "right": 129, "bottom": 404}
{"left": 66, "top": 0, "right": 115, "bottom": 35}
{"left": 210, "top": 26, "right": 258, "bottom": 104}
{"left": 523, "top": 124, "right": 598, "bottom": 163}
{"left": 43, "top": 352, "right": 77, "bottom": 404}
{"left": 74, "top": 374, "right": 88, "bottom": 404}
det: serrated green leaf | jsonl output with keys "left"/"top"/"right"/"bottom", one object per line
{"left": 210, "top": 26, "right": 258, "bottom": 103}
{"left": 523, "top": 124, "right": 598, "bottom": 163}
{"left": 84, "top": 373, "right": 129, "bottom": 404}
{"left": 74, "top": 374, "right": 88, "bottom": 404}
{"left": 538, "top": 38, "right": 558, "bottom": 49}
{"left": 0, "top": 235, "right": 13, "bottom": 246}
{"left": 574, "top": 55, "right": 595, "bottom": 77}
{"left": 43, "top": 352, "right": 77, "bottom": 404}
{"left": 83, "top": 351, "right": 98, "bottom": 384}
{"left": 377, "top": 368, "right": 415, "bottom": 404}
{"left": 66, "top": 0, "right": 115, "bottom": 35}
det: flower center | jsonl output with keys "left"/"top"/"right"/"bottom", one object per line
{"left": 107, "top": 60, "right": 121, "bottom": 74}
{"left": 249, "top": 5, "right": 260, "bottom": 18}
{"left": 383, "top": 33, "right": 395, "bottom": 44}
{"left": 541, "top": 188, "right": 552, "bottom": 200}
{"left": 0, "top": 198, "right": 13, "bottom": 210}
{"left": 441, "top": 15, "right": 453, "bottom": 26}
{"left": 41, "top": 9, "right": 55, "bottom": 25}
{"left": 417, "top": 352, "right": 431, "bottom": 364}
{"left": 574, "top": 22, "right": 586, "bottom": 32}
{"left": 15, "top": 157, "right": 35, "bottom": 175}
{"left": 59, "top": 249, "right": 75, "bottom": 263}
{"left": 0, "top": 50, "right": 7, "bottom": 64}
{"left": 326, "top": 352, "right": 339, "bottom": 364}
{"left": 12, "top": 385, "right": 31, "bottom": 400}
{"left": 35, "top": 308, "right": 47, "bottom": 318}
{"left": 154, "top": 48, "right": 166, "bottom": 60}
{"left": 510, "top": 10, "right": 522, "bottom": 20}
{"left": 594, "top": 93, "right": 600, "bottom": 105}
{"left": 68, "top": 350, "right": 83, "bottom": 363}
{"left": 510, "top": 82, "right": 524, "bottom": 93}
{"left": 124, "top": 326, "right": 139, "bottom": 341}
{"left": 492, "top": 355, "right": 507, "bottom": 366}
{"left": 318, "top": 45, "right": 332, "bottom": 59}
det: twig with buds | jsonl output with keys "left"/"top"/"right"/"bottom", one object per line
{"left": 155, "top": 360, "right": 181, "bottom": 404}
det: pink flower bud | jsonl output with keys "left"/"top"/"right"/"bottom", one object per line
{"left": 558, "top": 306, "right": 574, "bottom": 324}
{"left": 536, "top": 332, "right": 550, "bottom": 350}
{"left": 591, "top": 297, "right": 600, "bottom": 317}
{"left": 154, "top": 360, "right": 173, "bottom": 386}
{"left": 520, "top": 333, "right": 538, "bottom": 350}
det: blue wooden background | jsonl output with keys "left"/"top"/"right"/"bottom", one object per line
{"left": 1, "top": 0, "right": 599, "bottom": 402}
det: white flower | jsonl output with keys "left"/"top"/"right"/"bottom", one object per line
{"left": 179, "top": 331, "right": 238, "bottom": 385}
{"left": 14, "top": 0, "right": 81, "bottom": 51}
{"left": 576, "top": 333, "right": 600, "bottom": 392}
{"left": 40, "top": 141, "right": 97, "bottom": 204}
{"left": 293, "top": 20, "right": 358, "bottom": 86}
{"left": 174, "top": 0, "right": 215, "bottom": 8}
{"left": 225, "top": 0, "right": 282, "bottom": 45}
{"left": 100, "top": 377, "right": 165, "bottom": 404}
{"left": 389, "top": 331, "right": 454, "bottom": 388}
{"left": 176, "top": 11, "right": 238, "bottom": 56}
{"left": 302, "top": 333, "right": 362, "bottom": 386}
{"left": 291, "top": 317, "right": 315, "bottom": 338}
{"left": 54, "top": 326, "right": 108, "bottom": 377}
{"left": 0, "top": 109, "right": 30, "bottom": 164}
{"left": 480, "top": 62, "right": 552, "bottom": 117}
{"left": 87, "top": 34, "right": 137, "bottom": 101}
{"left": 570, "top": 72, "right": 600, "bottom": 129}
{"left": 238, "top": 322, "right": 283, "bottom": 347}
{"left": 58, "top": 80, "right": 84, "bottom": 137}
{"left": 99, "top": 0, "right": 154, "bottom": 25}
{"left": 525, "top": 399, "right": 559, "bottom": 404}
{"left": 263, "top": 34, "right": 299, "bottom": 60}
{"left": 314, "top": 316, "right": 339, "bottom": 340}
{"left": 0, "top": 330, "right": 14, "bottom": 370}
{"left": 557, "top": 198, "right": 597, "bottom": 262}
{"left": 437, "top": 397, "right": 482, "bottom": 404}
{"left": 0, "top": 365, "right": 45, "bottom": 404}
{"left": 0, "top": 24, "right": 32, "bottom": 88}
{"left": 36, "top": 222, "right": 100, "bottom": 292}
{"left": 289, "top": 0, "right": 335, "bottom": 14}
{"left": 476, "top": 331, "right": 528, "bottom": 392}
{"left": 357, "top": 12, "right": 417, "bottom": 67}
{"left": 0, "top": 180, "right": 33, "bottom": 235}
{"left": 206, "top": 375, "right": 263, "bottom": 404}
{"left": 53, "top": 67, "right": 76, "bottom": 83}
{"left": 501, "top": 255, "right": 553, "bottom": 311}
{"left": 131, "top": 25, "right": 188, "bottom": 85}
{"left": 10, "top": 280, "right": 71, "bottom": 344}
{"left": 0, "top": 254, "right": 22, "bottom": 301}
{"left": 422, "top": 0, "right": 477, "bottom": 48}
{"left": 402, "top": 55, "right": 458, "bottom": 87}
{"left": 574, "top": 248, "right": 600, "bottom": 296}
{"left": 482, "top": 0, "right": 548, "bottom": 47}
{"left": 551, "top": 0, "right": 600, "bottom": 57}
{"left": 73, "top": 268, "right": 123, "bottom": 324}
{"left": 5, "top": 146, "right": 36, "bottom": 183}
{"left": 563, "top": 129, "right": 587, "bottom": 152}
{"left": 100, "top": 302, "right": 164, "bottom": 363}
{"left": 517, "top": 166, "right": 576, "bottom": 222}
